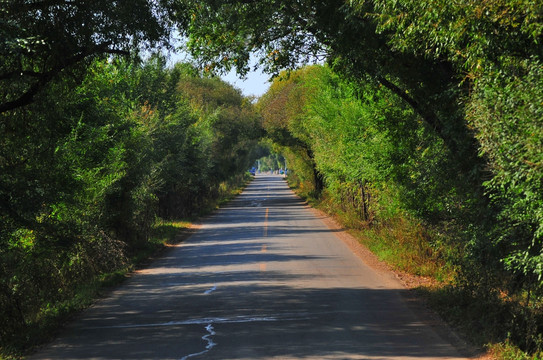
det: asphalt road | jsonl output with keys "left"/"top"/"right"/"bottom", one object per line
{"left": 31, "top": 175, "right": 471, "bottom": 360}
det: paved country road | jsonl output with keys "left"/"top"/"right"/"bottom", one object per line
{"left": 31, "top": 175, "right": 472, "bottom": 360}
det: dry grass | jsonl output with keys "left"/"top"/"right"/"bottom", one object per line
{"left": 309, "top": 196, "right": 543, "bottom": 360}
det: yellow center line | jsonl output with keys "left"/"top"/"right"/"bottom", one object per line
{"left": 263, "top": 207, "right": 269, "bottom": 238}
{"left": 260, "top": 208, "right": 269, "bottom": 272}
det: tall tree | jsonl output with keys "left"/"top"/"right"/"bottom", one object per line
{"left": 0, "top": 0, "right": 179, "bottom": 113}
{"left": 177, "top": 0, "right": 543, "bottom": 300}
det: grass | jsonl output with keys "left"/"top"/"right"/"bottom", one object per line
{"left": 489, "top": 342, "right": 543, "bottom": 360}
{"left": 130, "top": 219, "right": 192, "bottom": 265}
{"left": 0, "top": 220, "right": 192, "bottom": 360}
{"left": 311, "top": 188, "right": 457, "bottom": 281}
{"left": 216, "top": 173, "right": 253, "bottom": 207}
{"left": 352, "top": 218, "right": 456, "bottom": 281}
{"left": 419, "top": 284, "right": 543, "bottom": 358}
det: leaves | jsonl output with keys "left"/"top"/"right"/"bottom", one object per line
{"left": 0, "top": 0, "right": 173, "bottom": 113}
{"left": 0, "top": 55, "right": 263, "bottom": 352}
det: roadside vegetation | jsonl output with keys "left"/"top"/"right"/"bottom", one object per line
{"left": 2, "top": 1, "right": 543, "bottom": 359}
{"left": 0, "top": 53, "right": 261, "bottom": 358}
{"left": 178, "top": 1, "right": 543, "bottom": 356}
{"left": 255, "top": 65, "right": 542, "bottom": 358}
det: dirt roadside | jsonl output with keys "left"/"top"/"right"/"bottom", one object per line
{"left": 306, "top": 205, "right": 494, "bottom": 360}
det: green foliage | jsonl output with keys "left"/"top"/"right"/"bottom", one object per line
{"left": 491, "top": 341, "right": 543, "bottom": 360}
{"left": 178, "top": 0, "right": 325, "bottom": 77}
{"left": 372, "top": 0, "right": 543, "bottom": 75}
{"left": 263, "top": 64, "right": 479, "bottom": 226}
{"left": 0, "top": 54, "right": 263, "bottom": 356}
{"left": 257, "top": 67, "right": 326, "bottom": 196}
{"left": 369, "top": 0, "right": 543, "bottom": 301}
{"left": 258, "top": 152, "right": 285, "bottom": 172}
{"left": 153, "top": 68, "right": 263, "bottom": 218}
{"left": 0, "top": 0, "right": 175, "bottom": 113}
{"left": 468, "top": 59, "right": 543, "bottom": 292}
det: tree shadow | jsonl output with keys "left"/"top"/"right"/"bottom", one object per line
{"left": 29, "top": 175, "right": 476, "bottom": 359}
{"left": 30, "top": 279, "right": 472, "bottom": 359}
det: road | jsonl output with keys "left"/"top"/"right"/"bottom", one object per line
{"left": 31, "top": 175, "right": 471, "bottom": 360}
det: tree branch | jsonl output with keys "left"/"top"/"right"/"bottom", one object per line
{"left": 0, "top": 45, "right": 129, "bottom": 114}
{"left": 376, "top": 75, "right": 443, "bottom": 135}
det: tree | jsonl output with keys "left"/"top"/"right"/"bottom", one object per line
{"left": 371, "top": 0, "right": 543, "bottom": 295}
{"left": 257, "top": 66, "right": 325, "bottom": 196}
{"left": 178, "top": 0, "right": 543, "bottom": 296}
{"left": 177, "top": 72, "right": 264, "bottom": 184}
{"left": 0, "top": 0, "right": 177, "bottom": 113}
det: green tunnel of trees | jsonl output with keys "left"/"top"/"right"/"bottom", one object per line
{"left": 182, "top": 0, "right": 543, "bottom": 353}
{"left": 2, "top": 0, "right": 543, "bottom": 357}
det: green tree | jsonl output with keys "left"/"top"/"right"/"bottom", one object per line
{"left": 178, "top": 0, "right": 543, "bottom": 301}
{"left": 0, "top": 0, "right": 176, "bottom": 113}
{"left": 256, "top": 66, "right": 326, "bottom": 196}
{"left": 0, "top": 57, "right": 137, "bottom": 345}
{"left": 177, "top": 72, "right": 263, "bottom": 182}
{"left": 370, "top": 0, "right": 543, "bottom": 297}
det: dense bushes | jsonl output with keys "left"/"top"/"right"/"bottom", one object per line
{"left": 179, "top": 0, "right": 542, "bottom": 353}
{"left": 468, "top": 62, "right": 543, "bottom": 291}
{"left": 256, "top": 63, "right": 542, "bottom": 354}
{"left": 372, "top": 0, "right": 543, "bottom": 304}
{"left": 0, "top": 56, "right": 261, "bottom": 352}
{"left": 258, "top": 65, "right": 475, "bottom": 226}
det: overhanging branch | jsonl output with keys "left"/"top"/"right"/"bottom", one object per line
{"left": 0, "top": 45, "right": 129, "bottom": 114}
{"left": 376, "top": 75, "right": 443, "bottom": 136}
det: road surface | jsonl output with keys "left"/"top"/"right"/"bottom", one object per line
{"left": 31, "top": 175, "right": 471, "bottom": 360}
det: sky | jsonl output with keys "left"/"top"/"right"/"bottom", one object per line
{"left": 166, "top": 47, "right": 271, "bottom": 99}
{"left": 221, "top": 67, "right": 271, "bottom": 98}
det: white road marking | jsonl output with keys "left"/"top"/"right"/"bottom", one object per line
{"left": 83, "top": 313, "right": 316, "bottom": 330}
{"left": 180, "top": 323, "right": 217, "bottom": 360}
{"left": 204, "top": 285, "right": 217, "bottom": 294}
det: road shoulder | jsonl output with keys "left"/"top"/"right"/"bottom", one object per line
{"left": 306, "top": 205, "right": 492, "bottom": 360}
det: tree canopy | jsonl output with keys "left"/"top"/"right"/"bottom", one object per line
{"left": 2, "top": 0, "right": 543, "bottom": 356}
{"left": 0, "top": 0, "right": 181, "bottom": 113}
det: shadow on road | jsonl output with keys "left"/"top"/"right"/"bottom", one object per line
{"left": 30, "top": 175, "right": 469, "bottom": 360}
